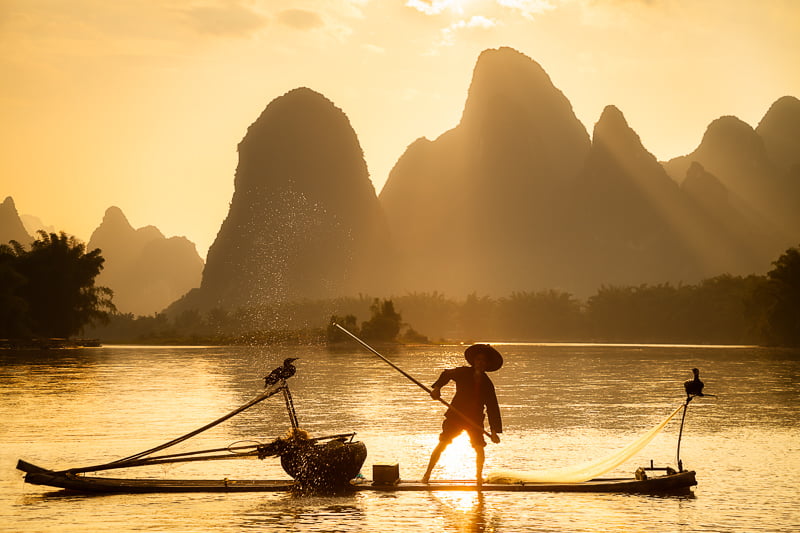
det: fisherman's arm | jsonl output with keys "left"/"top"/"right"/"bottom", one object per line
{"left": 485, "top": 383, "right": 502, "bottom": 443}
{"left": 488, "top": 409, "right": 502, "bottom": 444}
{"left": 429, "top": 369, "right": 455, "bottom": 400}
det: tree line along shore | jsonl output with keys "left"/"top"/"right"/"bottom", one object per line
{"left": 2, "top": 232, "right": 799, "bottom": 348}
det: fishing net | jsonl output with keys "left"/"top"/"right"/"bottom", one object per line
{"left": 486, "top": 403, "right": 684, "bottom": 484}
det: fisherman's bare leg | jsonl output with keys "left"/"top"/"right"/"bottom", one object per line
{"left": 475, "top": 446, "right": 485, "bottom": 487}
{"left": 422, "top": 442, "right": 448, "bottom": 483}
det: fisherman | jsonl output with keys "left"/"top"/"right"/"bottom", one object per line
{"left": 421, "top": 344, "right": 503, "bottom": 486}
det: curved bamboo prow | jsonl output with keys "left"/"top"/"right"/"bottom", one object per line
{"left": 16, "top": 459, "right": 49, "bottom": 474}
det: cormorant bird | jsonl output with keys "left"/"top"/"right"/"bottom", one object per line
{"left": 683, "top": 368, "right": 704, "bottom": 398}
{"left": 264, "top": 358, "right": 299, "bottom": 387}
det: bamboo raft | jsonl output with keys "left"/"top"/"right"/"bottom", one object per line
{"left": 17, "top": 460, "right": 697, "bottom": 494}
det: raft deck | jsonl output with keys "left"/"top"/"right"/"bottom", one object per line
{"left": 17, "top": 460, "right": 696, "bottom": 495}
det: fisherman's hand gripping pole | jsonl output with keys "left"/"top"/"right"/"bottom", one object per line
{"left": 333, "top": 323, "right": 494, "bottom": 440}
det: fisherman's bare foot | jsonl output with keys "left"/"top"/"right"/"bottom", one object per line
{"left": 421, "top": 475, "right": 430, "bottom": 484}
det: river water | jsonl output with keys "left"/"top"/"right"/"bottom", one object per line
{"left": 1, "top": 343, "right": 798, "bottom": 532}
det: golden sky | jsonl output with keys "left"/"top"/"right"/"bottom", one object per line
{"left": 2, "top": 0, "right": 798, "bottom": 258}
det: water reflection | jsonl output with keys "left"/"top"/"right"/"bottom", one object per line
{"left": 429, "top": 492, "right": 500, "bottom": 533}
{"left": 240, "top": 494, "right": 364, "bottom": 530}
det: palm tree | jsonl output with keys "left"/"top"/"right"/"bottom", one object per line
{"left": 13, "top": 231, "right": 116, "bottom": 338}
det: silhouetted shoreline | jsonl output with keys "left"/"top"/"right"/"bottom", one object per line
{"left": 0, "top": 338, "right": 100, "bottom": 350}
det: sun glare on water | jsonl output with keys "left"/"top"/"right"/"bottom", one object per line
{"left": 435, "top": 432, "right": 477, "bottom": 481}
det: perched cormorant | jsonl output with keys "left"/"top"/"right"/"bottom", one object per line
{"left": 683, "top": 368, "right": 704, "bottom": 398}
{"left": 264, "top": 358, "right": 299, "bottom": 387}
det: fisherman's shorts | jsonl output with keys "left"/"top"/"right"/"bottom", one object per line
{"left": 438, "top": 416, "right": 486, "bottom": 448}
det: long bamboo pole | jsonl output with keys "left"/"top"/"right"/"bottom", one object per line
{"left": 65, "top": 451, "right": 264, "bottom": 474}
{"left": 62, "top": 387, "right": 286, "bottom": 474}
{"left": 334, "top": 323, "right": 492, "bottom": 438}
{"left": 53, "top": 432, "right": 358, "bottom": 475}
{"left": 675, "top": 398, "right": 690, "bottom": 472}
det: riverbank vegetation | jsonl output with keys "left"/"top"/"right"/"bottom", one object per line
{"left": 3, "top": 237, "right": 797, "bottom": 348}
{"left": 80, "top": 244, "right": 800, "bottom": 348}
{"left": 0, "top": 232, "right": 115, "bottom": 340}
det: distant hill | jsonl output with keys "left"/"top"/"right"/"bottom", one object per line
{"left": 88, "top": 207, "right": 204, "bottom": 315}
{"left": 380, "top": 47, "right": 591, "bottom": 294}
{"left": 173, "top": 87, "right": 395, "bottom": 312}
{"left": 19, "top": 213, "right": 56, "bottom": 237}
{"left": 755, "top": 95, "right": 800, "bottom": 234}
{"left": 571, "top": 105, "right": 776, "bottom": 289}
{"left": 380, "top": 47, "right": 792, "bottom": 297}
{"left": 568, "top": 104, "right": 698, "bottom": 287}
{"left": 0, "top": 197, "right": 32, "bottom": 246}
{"left": 663, "top": 99, "right": 800, "bottom": 243}
{"left": 161, "top": 47, "right": 797, "bottom": 314}
{"left": 756, "top": 96, "right": 800, "bottom": 176}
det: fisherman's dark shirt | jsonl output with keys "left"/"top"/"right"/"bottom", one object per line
{"left": 431, "top": 366, "right": 502, "bottom": 434}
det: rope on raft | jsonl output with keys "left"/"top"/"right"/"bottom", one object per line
{"left": 59, "top": 386, "right": 290, "bottom": 475}
{"left": 486, "top": 403, "right": 684, "bottom": 484}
